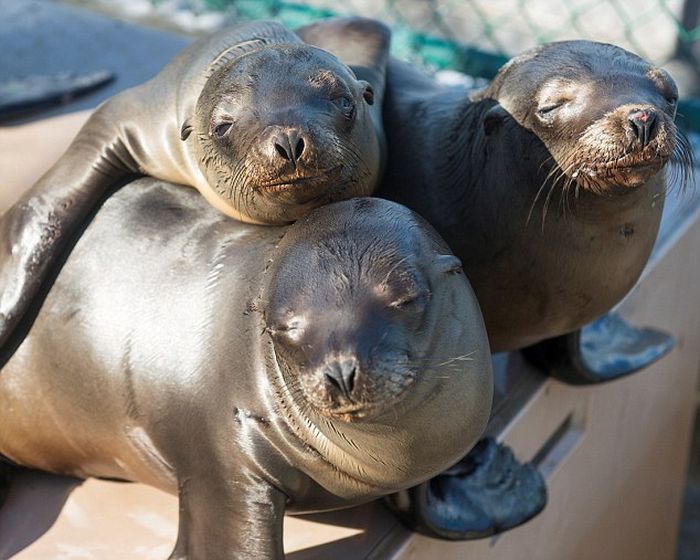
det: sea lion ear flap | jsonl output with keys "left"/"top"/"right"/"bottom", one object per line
{"left": 483, "top": 103, "right": 509, "bottom": 136}
{"left": 358, "top": 80, "right": 375, "bottom": 105}
{"left": 180, "top": 120, "right": 193, "bottom": 141}
{"left": 434, "top": 254, "right": 463, "bottom": 275}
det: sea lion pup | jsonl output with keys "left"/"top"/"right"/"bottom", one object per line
{"left": 0, "top": 18, "right": 390, "bottom": 358}
{"left": 378, "top": 39, "right": 693, "bottom": 382}
{"left": 0, "top": 180, "right": 493, "bottom": 560}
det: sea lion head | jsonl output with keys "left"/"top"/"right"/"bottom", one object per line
{"left": 261, "top": 198, "right": 492, "bottom": 489}
{"left": 477, "top": 40, "right": 693, "bottom": 194}
{"left": 187, "top": 44, "right": 379, "bottom": 225}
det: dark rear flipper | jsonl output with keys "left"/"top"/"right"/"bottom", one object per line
{"left": 523, "top": 313, "right": 675, "bottom": 385}
{"left": 0, "top": 459, "right": 17, "bottom": 508}
{"left": 0, "top": 70, "right": 114, "bottom": 123}
{"left": 385, "top": 438, "right": 547, "bottom": 540}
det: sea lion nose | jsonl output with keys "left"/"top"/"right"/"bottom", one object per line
{"left": 627, "top": 109, "right": 657, "bottom": 147}
{"left": 324, "top": 359, "right": 358, "bottom": 400}
{"left": 270, "top": 127, "right": 306, "bottom": 165}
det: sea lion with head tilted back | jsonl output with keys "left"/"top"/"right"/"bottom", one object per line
{"left": 378, "top": 39, "right": 692, "bottom": 379}
{"left": 298, "top": 33, "right": 692, "bottom": 540}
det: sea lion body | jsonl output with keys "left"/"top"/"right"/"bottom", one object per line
{"left": 378, "top": 41, "right": 691, "bottom": 351}
{"left": 0, "top": 18, "right": 390, "bottom": 358}
{"left": 0, "top": 180, "right": 492, "bottom": 558}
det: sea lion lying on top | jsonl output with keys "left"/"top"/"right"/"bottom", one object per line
{"left": 0, "top": 18, "right": 390, "bottom": 359}
{"left": 0, "top": 180, "right": 493, "bottom": 559}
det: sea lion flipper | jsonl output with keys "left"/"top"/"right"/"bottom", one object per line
{"left": 385, "top": 438, "right": 547, "bottom": 540}
{"left": 295, "top": 17, "right": 391, "bottom": 88}
{"left": 172, "top": 472, "right": 286, "bottom": 559}
{"left": 295, "top": 17, "right": 391, "bottom": 165}
{"left": 0, "top": 92, "right": 142, "bottom": 360}
{"left": 522, "top": 314, "right": 675, "bottom": 384}
{"left": 0, "top": 70, "right": 115, "bottom": 122}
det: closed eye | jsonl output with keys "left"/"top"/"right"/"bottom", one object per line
{"left": 537, "top": 103, "right": 563, "bottom": 116}
{"left": 389, "top": 290, "right": 431, "bottom": 310}
{"left": 213, "top": 122, "right": 233, "bottom": 138}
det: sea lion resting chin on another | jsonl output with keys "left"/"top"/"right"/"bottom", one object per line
{"left": 0, "top": 18, "right": 391, "bottom": 361}
{"left": 0, "top": 180, "right": 493, "bottom": 559}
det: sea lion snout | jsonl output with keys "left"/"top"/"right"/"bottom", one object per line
{"left": 257, "top": 124, "right": 318, "bottom": 175}
{"left": 272, "top": 313, "right": 417, "bottom": 421}
{"left": 304, "top": 345, "right": 416, "bottom": 421}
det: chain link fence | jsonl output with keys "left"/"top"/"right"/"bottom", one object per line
{"left": 70, "top": 0, "right": 700, "bottom": 126}
{"left": 81, "top": 0, "right": 699, "bottom": 67}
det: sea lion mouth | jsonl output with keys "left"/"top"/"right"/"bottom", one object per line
{"left": 313, "top": 372, "right": 416, "bottom": 423}
{"left": 319, "top": 395, "right": 407, "bottom": 423}
{"left": 323, "top": 402, "right": 387, "bottom": 422}
{"left": 573, "top": 154, "right": 667, "bottom": 188}
{"left": 254, "top": 165, "right": 343, "bottom": 193}
{"left": 555, "top": 109, "right": 694, "bottom": 193}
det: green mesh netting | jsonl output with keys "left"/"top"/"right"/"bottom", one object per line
{"left": 141, "top": 0, "right": 700, "bottom": 129}
{"left": 189, "top": 0, "right": 700, "bottom": 72}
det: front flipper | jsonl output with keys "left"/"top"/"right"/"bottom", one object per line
{"left": 385, "top": 438, "right": 547, "bottom": 540}
{"left": 523, "top": 313, "right": 675, "bottom": 385}
{"left": 295, "top": 17, "right": 391, "bottom": 170}
{"left": 0, "top": 93, "right": 143, "bottom": 366}
{"left": 170, "top": 471, "right": 286, "bottom": 560}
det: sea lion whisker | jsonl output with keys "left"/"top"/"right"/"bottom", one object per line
{"left": 527, "top": 165, "right": 558, "bottom": 226}
{"left": 540, "top": 178, "right": 559, "bottom": 231}
{"left": 668, "top": 130, "right": 696, "bottom": 195}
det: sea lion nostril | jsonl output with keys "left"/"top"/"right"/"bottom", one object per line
{"left": 627, "top": 110, "right": 657, "bottom": 146}
{"left": 294, "top": 137, "right": 305, "bottom": 160}
{"left": 271, "top": 130, "right": 305, "bottom": 163}
{"left": 274, "top": 141, "right": 291, "bottom": 161}
{"left": 324, "top": 361, "right": 357, "bottom": 399}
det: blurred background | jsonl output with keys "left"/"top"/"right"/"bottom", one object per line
{"left": 64, "top": 0, "right": 700, "bottom": 90}
{"left": 58, "top": 0, "right": 700, "bottom": 131}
